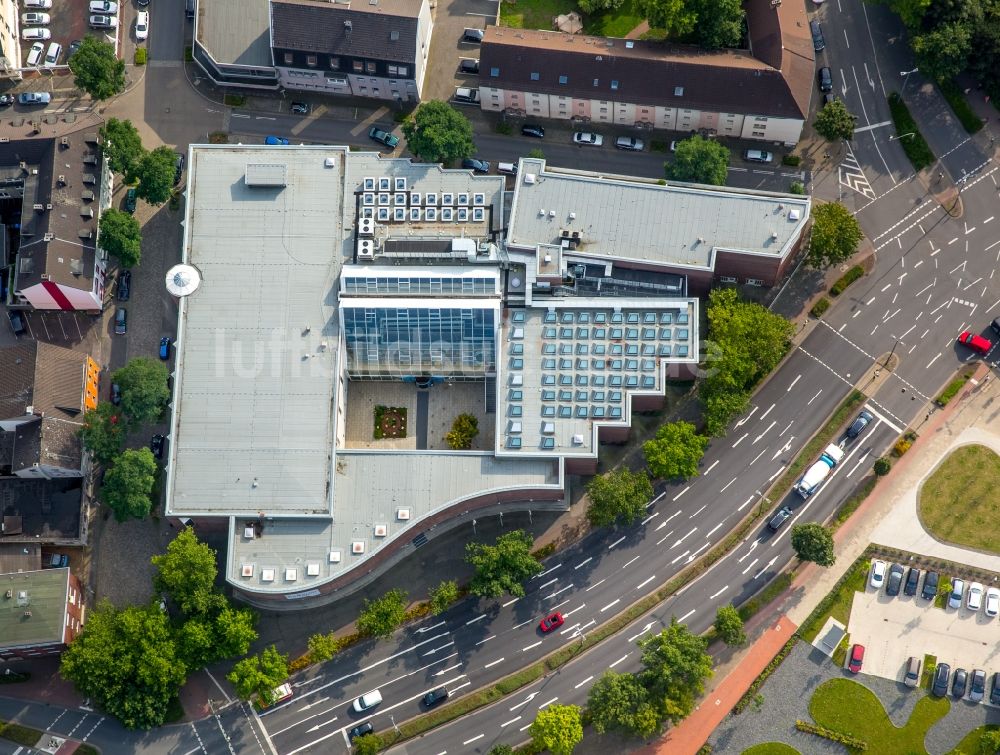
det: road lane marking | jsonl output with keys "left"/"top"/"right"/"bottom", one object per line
{"left": 601, "top": 599, "right": 621, "bottom": 612}
{"left": 574, "top": 557, "right": 592, "bottom": 569}
{"left": 484, "top": 658, "right": 504, "bottom": 669}
{"left": 636, "top": 575, "right": 656, "bottom": 590}
{"left": 522, "top": 641, "right": 542, "bottom": 652}
{"left": 463, "top": 734, "right": 485, "bottom": 745}
{"left": 574, "top": 676, "right": 594, "bottom": 689}
{"left": 609, "top": 654, "right": 629, "bottom": 668}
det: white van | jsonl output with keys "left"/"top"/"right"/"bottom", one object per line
{"left": 497, "top": 162, "right": 517, "bottom": 175}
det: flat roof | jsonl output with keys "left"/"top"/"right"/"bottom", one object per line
{"left": 196, "top": 0, "right": 273, "bottom": 67}
{"left": 507, "top": 158, "right": 810, "bottom": 270}
{"left": 0, "top": 568, "right": 68, "bottom": 650}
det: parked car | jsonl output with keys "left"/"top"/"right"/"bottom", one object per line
{"left": 886, "top": 563, "right": 905, "bottom": 596}
{"left": 615, "top": 136, "right": 644, "bottom": 151}
{"left": 949, "top": 578, "right": 966, "bottom": 609}
{"left": 453, "top": 86, "right": 480, "bottom": 104}
{"left": 903, "top": 567, "right": 920, "bottom": 596}
{"left": 67, "top": 39, "right": 82, "bottom": 59}
{"left": 290, "top": 101, "right": 309, "bottom": 114}
{"left": 352, "top": 690, "right": 382, "bottom": 713}
{"left": 669, "top": 140, "right": 678, "bottom": 151}
{"left": 932, "top": 663, "right": 951, "bottom": 697}
{"left": 368, "top": 126, "right": 399, "bottom": 149}
{"left": 958, "top": 331, "right": 993, "bottom": 354}
{"left": 573, "top": 132, "right": 604, "bottom": 147}
{"left": 117, "top": 270, "right": 131, "bottom": 301}
{"left": 24, "top": 0, "right": 52, "bottom": 7}
{"left": 135, "top": 11, "right": 149, "bottom": 40}
{"left": 846, "top": 410, "right": 874, "bottom": 438}
{"left": 0, "top": 95, "right": 10, "bottom": 107}
{"left": 21, "top": 12, "right": 50, "bottom": 25}
{"left": 259, "top": 682, "right": 292, "bottom": 709}
{"left": 159, "top": 337, "right": 171, "bottom": 361}
{"left": 349, "top": 722, "right": 374, "bottom": 741}
{"left": 114, "top": 307, "right": 127, "bottom": 335}
{"left": 124, "top": 187, "right": 137, "bottom": 213}
{"left": 991, "top": 317, "right": 1000, "bottom": 338}
{"left": 174, "top": 152, "right": 185, "bottom": 185}
{"left": 970, "top": 669, "right": 986, "bottom": 702}
{"left": 968, "top": 581, "right": 984, "bottom": 611}
{"left": 903, "top": 656, "right": 921, "bottom": 688}
{"left": 539, "top": 611, "right": 564, "bottom": 633}
{"left": 921, "top": 570, "right": 940, "bottom": 600}
{"left": 521, "top": 124, "right": 545, "bottom": 138}
{"left": 810, "top": 19, "right": 825, "bottom": 51}
{"left": 265, "top": 135, "right": 289, "bottom": 145}
{"left": 43, "top": 42, "right": 61, "bottom": 67}
{"left": 953, "top": 668, "right": 968, "bottom": 698}
{"left": 869, "top": 559, "right": 887, "bottom": 590}
{"left": 459, "top": 58, "right": 479, "bottom": 74}
{"left": 110, "top": 383, "right": 122, "bottom": 405}
{"left": 47, "top": 553, "right": 69, "bottom": 568}
{"left": 817, "top": 66, "right": 833, "bottom": 92}
{"left": 991, "top": 672, "right": 1000, "bottom": 705}
{"left": 89, "top": 0, "right": 118, "bottom": 13}
{"left": 767, "top": 506, "right": 792, "bottom": 532}
{"left": 847, "top": 644, "right": 864, "bottom": 673}
{"left": 422, "top": 688, "right": 449, "bottom": 708}
{"left": 150, "top": 434, "right": 165, "bottom": 459}
{"left": 461, "top": 158, "right": 490, "bottom": 174}
{"left": 7, "top": 310, "right": 26, "bottom": 337}
{"left": 462, "top": 27, "right": 484, "bottom": 43}
{"left": 22, "top": 27, "right": 50, "bottom": 41}
{"left": 986, "top": 586, "right": 1000, "bottom": 617}
{"left": 89, "top": 14, "right": 118, "bottom": 28}
{"left": 26, "top": 41, "right": 45, "bottom": 67}
{"left": 743, "top": 149, "right": 773, "bottom": 163}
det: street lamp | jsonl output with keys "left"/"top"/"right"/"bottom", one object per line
{"left": 900, "top": 67, "right": 918, "bottom": 96}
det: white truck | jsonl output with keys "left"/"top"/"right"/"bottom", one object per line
{"left": 794, "top": 443, "right": 845, "bottom": 498}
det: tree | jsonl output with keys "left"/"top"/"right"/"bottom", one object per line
{"left": 638, "top": 618, "right": 714, "bottom": 725}
{"left": 68, "top": 37, "right": 125, "bottom": 100}
{"left": 112, "top": 357, "right": 170, "bottom": 426}
{"left": 586, "top": 468, "right": 653, "bottom": 527}
{"left": 100, "top": 118, "right": 145, "bottom": 180}
{"left": 885, "top": 0, "right": 932, "bottom": 30}
{"left": 228, "top": 645, "right": 288, "bottom": 700}
{"left": 99, "top": 208, "right": 142, "bottom": 268}
{"left": 213, "top": 606, "right": 258, "bottom": 659}
{"left": 912, "top": 21, "right": 972, "bottom": 82}
{"left": 686, "top": 0, "right": 743, "bottom": 48}
{"left": 665, "top": 135, "right": 729, "bottom": 186}
{"left": 713, "top": 605, "right": 747, "bottom": 646}
{"left": 401, "top": 101, "right": 475, "bottom": 165}
{"left": 152, "top": 527, "right": 219, "bottom": 616}
{"left": 979, "top": 729, "right": 1000, "bottom": 755}
{"left": 587, "top": 671, "right": 660, "bottom": 738}
{"left": 445, "top": 413, "right": 479, "bottom": 449}
{"left": 790, "top": 522, "right": 836, "bottom": 566}
{"left": 703, "top": 288, "right": 793, "bottom": 389}
{"left": 353, "top": 735, "right": 384, "bottom": 755}
{"left": 60, "top": 601, "right": 187, "bottom": 729}
{"left": 176, "top": 616, "right": 217, "bottom": 668}
{"left": 102, "top": 448, "right": 157, "bottom": 521}
{"left": 78, "top": 402, "right": 127, "bottom": 464}
{"left": 357, "top": 589, "right": 408, "bottom": 639}
{"left": 135, "top": 145, "right": 177, "bottom": 205}
{"left": 428, "top": 579, "right": 460, "bottom": 615}
{"left": 814, "top": 99, "right": 857, "bottom": 141}
{"left": 487, "top": 747, "right": 515, "bottom": 755}
{"left": 529, "top": 704, "right": 583, "bottom": 755}
{"left": 643, "top": 421, "right": 709, "bottom": 480}
{"left": 874, "top": 457, "right": 891, "bottom": 476}
{"left": 636, "top": 0, "right": 696, "bottom": 37}
{"left": 578, "top": 0, "right": 624, "bottom": 12}
{"left": 307, "top": 631, "right": 344, "bottom": 663}
{"left": 808, "top": 202, "right": 862, "bottom": 269}
{"left": 702, "top": 388, "right": 750, "bottom": 437}
{"left": 466, "top": 530, "right": 543, "bottom": 599}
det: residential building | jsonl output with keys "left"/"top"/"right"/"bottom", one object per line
{"left": 2, "top": 125, "right": 112, "bottom": 311}
{"left": 478, "top": 0, "right": 814, "bottom": 145}
{"left": 192, "top": 0, "right": 280, "bottom": 89}
{"left": 0, "top": 559, "right": 85, "bottom": 660}
{"left": 0, "top": 0, "right": 21, "bottom": 81}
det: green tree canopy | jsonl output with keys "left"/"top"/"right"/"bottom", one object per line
{"left": 713, "top": 604, "right": 747, "bottom": 646}
{"left": 638, "top": 618, "right": 714, "bottom": 725}
{"left": 445, "top": 413, "right": 479, "bottom": 450}
{"left": 808, "top": 202, "right": 863, "bottom": 269}
{"left": 112, "top": 357, "right": 170, "bottom": 427}
{"left": 577, "top": 0, "right": 625, "bottom": 12}
{"left": 99, "top": 208, "right": 142, "bottom": 268}
{"left": 636, "top": 0, "right": 696, "bottom": 37}
{"left": 913, "top": 21, "right": 972, "bottom": 82}
{"left": 702, "top": 388, "right": 751, "bottom": 438}
{"left": 152, "top": 527, "right": 220, "bottom": 616}
{"left": 78, "top": 402, "right": 127, "bottom": 464}
{"left": 353, "top": 735, "right": 384, "bottom": 755}
{"left": 401, "top": 101, "right": 475, "bottom": 165}
{"left": 643, "top": 421, "right": 709, "bottom": 480}
{"left": 529, "top": 704, "right": 583, "bottom": 755}
{"left": 68, "top": 37, "right": 125, "bottom": 100}
{"left": 136, "top": 145, "right": 177, "bottom": 205}
{"left": 686, "top": 0, "right": 743, "bottom": 48}
{"left": 790, "top": 522, "right": 836, "bottom": 566}
{"left": 60, "top": 601, "right": 187, "bottom": 729}
{"left": 176, "top": 616, "right": 217, "bottom": 668}
{"left": 665, "top": 135, "right": 729, "bottom": 186}
{"left": 466, "top": 530, "right": 543, "bottom": 598}
{"left": 100, "top": 118, "right": 145, "bottom": 180}
{"left": 814, "top": 99, "right": 857, "bottom": 141}
{"left": 979, "top": 729, "right": 1000, "bottom": 755}
{"left": 586, "top": 467, "right": 654, "bottom": 527}
{"left": 213, "top": 606, "right": 258, "bottom": 659}
{"left": 307, "top": 631, "right": 345, "bottom": 663}
{"left": 357, "top": 589, "right": 408, "bottom": 639}
{"left": 487, "top": 746, "right": 515, "bottom": 755}
{"left": 228, "top": 645, "right": 288, "bottom": 701}
{"left": 587, "top": 670, "right": 661, "bottom": 738}
{"left": 429, "top": 579, "right": 460, "bottom": 615}
{"left": 102, "top": 447, "right": 157, "bottom": 522}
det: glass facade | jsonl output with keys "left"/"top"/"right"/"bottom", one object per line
{"left": 343, "top": 306, "right": 497, "bottom": 379}
{"left": 342, "top": 275, "right": 496, "bottom": 296}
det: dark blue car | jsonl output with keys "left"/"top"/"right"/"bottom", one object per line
{"left": 159, "top": 337, "right": 171, "bottom": 360}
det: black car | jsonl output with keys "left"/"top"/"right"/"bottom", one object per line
{"left": 124, "top": 187, "right": 137, "bottom": 214}
{"left": 846, "top": 410, "right": 874, "bottom": 439}
{"left": 150, "top": 434, "right": 165, "bottom": 459}
{"left": 67, "top": 39, "right": 82, "bottom": 59}
{"left": 459, "top": 58, "right": 479, "bottom": 74}
{"left": 111, "top": 383, "right": 122, "bottom": 405}
{"left": 886, "top": 563, "right": 905, "bottom": 596}
{"left": 952, "top": 668, "right": 968, "bottom": 698}
{"left": 970, "top": 669, "right": 986, "bottom": 702}
{"left": 931, "top": 663, "right": 951, "bottom": 697}
{"left": 521, "top": 124, "right": 545, "bottom": 139}
{"left": 290, "top": 101, "right": 309, "bottom": 114}
{"left": 0, "top": 94, "right": 13, "bottom": 107}
{"left": 810, "top": 19, "right": 825, "bottom": 52}
{"left": 462, "top": 27, "right": 484, "bottom": 43}
{"left": 422, "top": 687, "right": 449, "bottom": 708}
{"left": 991, "top": 316, "right": 1000, "bottom": 338}
{"left": 348, "top": 722, "right": 374, "bottom": 741}
{"left": 461, "top": 158, "right": 490, "bottom": 174}
{"left": 767, "top": 506, "right": 792, "bottom": 532}
{"left": 174, "top": 153, "right": 186, "bottom": 185}
{"left": 117, "top": 270, "right": 131, "bottom": 301}
{"left": 990, "top": 672, "right": 1000, "bottom": 705}
{"left": 921, "top": 571, "right": 940, "bottom": 600}
{"left": 114, "top": 308, "right": 127, "bottom": 335}
{"left": 7, "top": 310, "right": 26, "bottom": 337}
{"left": 818, "top": 66, "right": 833, "bottom": 93}
{"left": 903, "top": 567, "right": 921, "bottom": 596}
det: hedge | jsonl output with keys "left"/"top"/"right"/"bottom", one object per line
{"left": 0, "top": 721, "right": 39, "bottom": 747}
{"left": 737, "top": 572, "right": 793, "bottom": 622}
{"left": 936, "top": 374, "right": 971, "bottom": 406}
{"left": 134, "top": 47, "right": 147, "bottom": 65}
{"left": 938, "top": 79, "right": 985, "bottom": 134}
{"left": 830, "top": 475, "right": 877, "bottom": 529}
{"left": 887, "top": 93, "right": 935, "bottom": 171}
{"left": 810, "top": 297, "right": 830, "bottom": 318}
{"left": 830, "top": 265, "right": 864, "bottom": 296}
{"left": 782, "top": 154, "right": 801, "bottom": 166}
{"left": 795, "top": 719, "right": 869, "bottom": 750}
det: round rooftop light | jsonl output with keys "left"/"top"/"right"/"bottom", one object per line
{"left": 165, "top": 264, "right": 201, "bottom": 297}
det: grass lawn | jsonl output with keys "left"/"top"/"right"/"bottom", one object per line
{"left": 799, "top": 558, "right": 868, "bottom": 643}
{"left": 499, "top": 0, "right": 644, "bottom": 36}
{"left": 809, "top": 678, "right": 950, "bottom": 754}
{"left": 584, "top": 0, "right": 643, "bottom": 37}
{"left": 742, "top": 744, "right": 801, "bottom": 755}
{"left": 947, "top": 724, "right": 1000, "bottom": 754}
{"left": 918, "top": 444, "right": 1000, "bottom": 553}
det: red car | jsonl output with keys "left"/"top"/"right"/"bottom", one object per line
{"left": 539, "top": 612, "right": 564, "bottom": 633}
{"left": 848, "top": 644, "right": 865, "bottom": 673}
{"left": 958, "top": 331, "right": 993, "bottom": 355}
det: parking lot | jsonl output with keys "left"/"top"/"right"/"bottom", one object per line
{"left": 849, "top": 571, "right": 1000, "bottom": 691}
{"left": 18, "top": 0, "right": 124, "bottom": 70}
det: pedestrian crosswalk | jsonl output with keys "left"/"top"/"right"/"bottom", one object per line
{"left": 838, "top": 144, "right": 876, "bottom": 200}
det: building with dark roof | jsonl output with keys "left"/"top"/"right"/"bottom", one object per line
{"left": 478, "top": 0, "right": 815, "bottom": 145}
{"left": 1, "top": 125, "right": 112, "bottom": 311}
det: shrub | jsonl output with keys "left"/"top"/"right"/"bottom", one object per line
{"left": 937, "top": 374, "right": 971, "bottom": 405}
{"left": 208, "top": 131, "right": 228, "bottom": 144}
{"left": 873, "top": 457, "right": 891, "bottom": 475}
{"left": 223, "top": 93, "right": 247, "bottom": 107}
{"left": 134, "top": 48, "right": 147, "bottom": 65}
{"left": 830, "top": 265, "right": 864, "bottom": 296}
{"left": 495, "top": 122, "right": 513, "bottom": 135}
{"left": 531, "top": 542, "right": 556, "bottom": 560}
{"left": 782, "top": 154, "right": 801, "bottom": 166}
{"left": 887, "top": 92, "right": 935, "bottom": 171}
{"left": 810, "top": 297, "right": 830, "bottom": 318}
{"left": 891, "top": 438, "right": 912, "bottom": 457}
{"left": 938, "top": 79, "right": 985, "bottom": 134}
{"left": 445, "top": 413, "right": 479, "bottom": 449}
{"left": 790, "top": 181, "right": 806, "bottom": 195}
{"left": 795, "top": 720, "right": 868, "bottom": 750}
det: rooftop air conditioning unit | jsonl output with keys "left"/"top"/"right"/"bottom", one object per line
{"left": 357, "top": 239, "right": 375, "bottom": 260}
{"left": 358, "top": 217, "right": 375, "bottom": 237}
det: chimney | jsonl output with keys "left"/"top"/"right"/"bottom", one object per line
{"left": 344, "top": 19, "right": 352, "bottom": 32}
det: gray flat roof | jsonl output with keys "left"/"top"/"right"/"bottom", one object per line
{"left": 197, "top": 0, "right": 273, "bottom": 67}
{"left": 507, "top": 158, "right": 810, "bottom": 270}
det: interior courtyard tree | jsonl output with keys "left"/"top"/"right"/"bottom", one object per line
{"left": 401, "top": 101, "right": 476, "bottom": 165}
{"left": 466, "top": 530, "right": 543, "bottom": 598}
{"left": 586, "top": 467, "right": 654, "bottom": 527}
